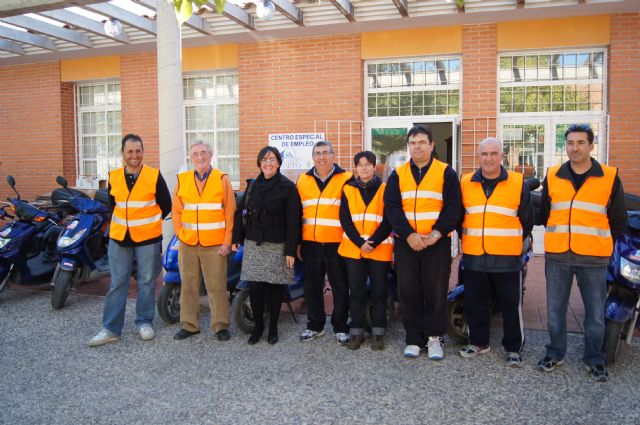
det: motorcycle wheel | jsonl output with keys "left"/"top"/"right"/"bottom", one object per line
{"left": 447, "top": 298, "right": 469, "bottom": 344}
{"left": 51, "top": 269, "right": 74, "bottom": 310}
{"left": 603, "top": 319, "right": 625, "bottom": 365}
{"left": 157, "top": 282, "right": 181, "bottom": 324}
{"left": 231, "top": 288, "right": 257, "bottom": 334}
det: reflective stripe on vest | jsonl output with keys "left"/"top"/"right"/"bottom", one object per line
{"left": 461, "top": 170, "right": 524, "bottom": 256}
{"left": 397, "top": 160, "right": 447, "bottom": 235}
{"left": 297, "top": 171, "right": 352, "bottom": 243}
{"left": 337, "top": 183, "right": 393, "bottom": 261}
{"left": 544, "top": 163, "right": 616, "bottom": 256}
{"left": 177, "top": 169, "right": 227, "bottom": 246}
{"left": 109, "top": 166, "right": 163, "bottom": 243}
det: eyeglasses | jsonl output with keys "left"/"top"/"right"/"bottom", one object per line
{"left": 567, "top": 124, "right": 592, "bottom": 133}
{"left": 260, "top": 157, "right": 278, "bottom": 164}
{"left": 313, "top": 150, "right": 333, "bottom": 158}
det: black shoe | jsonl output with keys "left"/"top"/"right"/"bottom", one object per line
{"left": 268, "top": 329, "right": 278, "bottom": 345}
{"left": 248, "top": 328, "right": 263, "bottom": 345}
{"left": 173, "top": 329, "right": 200, "bottom": 340}
{"left": 216, "top": 329, "right": 231, "bottom": 341}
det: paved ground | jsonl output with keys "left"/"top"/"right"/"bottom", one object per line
{"left": 1, "top": 289, "right": 639, "bottom": 425}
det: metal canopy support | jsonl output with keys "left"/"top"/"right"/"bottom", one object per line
{"left": 391, "top": 0, "right": 408, "bottom": 18}
{"left": 83, "top": 3, "right": 157, "bottom": 35}
{"left": 0, "top": 0, "right": 103, "bottom": 18}
{"left": 329, "top": 0, "right": 355, "bottom": 22}
{"left": 212, "top": 2, "right": 255, "bottom": 31}
{"left": 40, "top": 9, "right": 130, "bottom": 44}
{"left": 516, "top": 0, "right": 525, "bottom": 9}
{"left": 1, "top": 15, "right": 93, "bottom": 47}
{"left": 0, "top": 38, "right": 25, "bottom": 55}
{"left": 272, "top": 0, "right": 304, "bottom": 26}
{"left": 0, "top": 24, "right": 57, "bottom": 50}
{"left": 132, "top": 0, "right": 215, "bottom": 37}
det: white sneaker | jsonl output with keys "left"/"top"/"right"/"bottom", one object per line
{"left": 138, "top": 323, "right": 155, "bottom": 341}
{"left": 335, "top": 332, "right": 350, "bottom": 346}
{"left": 88, "top": 328, "right": 119, "bottom": 347}
{"left": 427, "top": 336, "right": 444, "bottom": 361}
{"left": 403, "top": 344, "right": 421, "bottom": 358}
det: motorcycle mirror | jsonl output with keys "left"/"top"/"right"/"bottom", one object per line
{"left": 56, "top": 176, "right": 68, "bottom": 188}
{"left": 6, "top": 175, "right": 20, "bottom": 200}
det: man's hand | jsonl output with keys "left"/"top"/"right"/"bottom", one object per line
{"left": 219, "top": 244, "right": 231, "bottom": 256}
{"left": 407, "top": 233, "right": 428, "bottom": 251}
{"left": 422, "top": 229, "right": 441, "bottom": 247}
{"left": 360, "top": 240, "right": 374, "bottom": 254}
{"left": 286, "top": 255, "right": 295, "bottom": 269}
{"left": 296, "top": 244, "right": 303, "bottom": 261}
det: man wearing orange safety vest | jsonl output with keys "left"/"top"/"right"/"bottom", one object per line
{"left": 538, "top": 124, "right": 626, "bottom": 383}
{"left": 457, "top": 138, "right": 532, "bottom": 367}
{"left": 384, "top": 124, "right": 461, "bottom": 361}
{"left": 89, "top": 134, "right": 172, "bottom": 347}
{"left": 172, "top": 141, "right": 236, "bottom": 342}
{"left": 297, "top": 141, "right": 353, "bottom": 345}
{"left": 338, "top": 151, "right": 393, "bottom": 351}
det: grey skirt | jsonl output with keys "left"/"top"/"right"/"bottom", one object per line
{"left": 240, "top": 240, "right": 294, "bottom": 285}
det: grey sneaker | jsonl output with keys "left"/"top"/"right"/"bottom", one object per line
{"left": 138, "top": 323, "right": 155, "bottom": 341}
{"left": 300, "top": 329, "right": 325, "bottom": 342}
{"left": 585, "top": 364, "right": 609, "bottom": 382}
{"left": 427, "top": 336, "right": 444, "bottom": 361}
{"left": 459, "top": 344, "right": 490, "bottom": 358}
{"left": 88, "top": 328, "right": 119, "bottom": 347}
{"left": 537, "top": 356, "right": 564, "bottom": 372}
{"left": 506, "top": 352, "right": 523, "bottom": 368}
{"left": 335, "top": 332, "right": 350, "bottom": 346}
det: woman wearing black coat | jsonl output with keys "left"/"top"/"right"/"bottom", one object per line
{"left": 232, "top": 146, "right": 301, "bottom": 345}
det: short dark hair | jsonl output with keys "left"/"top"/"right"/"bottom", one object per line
{"left": 121, "top": 134, "right": 144, "bottom": 152}
{"left": 354, "top": 150, "right": 376, "bottom": 167}
{"left": 407, "top": 124, "right": 433, "bottom": 144}
{"left": 312, "top": 141, "right": 334, "bottom": 154}
{"left": 565, "top": 124, "right": 594, "bottom": 144}
{"left": 256, "top": 146, "right": 282, "bottom": 168}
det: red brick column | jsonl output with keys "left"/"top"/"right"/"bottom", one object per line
{"left": 461, "top": 24, "right": 497, "bottom": 176}
{"left": 608, "top": 12, "right": 640, "bottom": 194}
{"left": 61, "top": 82, "right": 76, "bottom": 184}
{"left": 120, "top": 53, "right": 160, "bottom": 168}
{"left": 238, "top": 34, "right": 363, "bottom": 187}
{"left": 0, "top": 62, "right": 65, "bottom": 200}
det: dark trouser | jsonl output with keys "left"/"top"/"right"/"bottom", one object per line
{"left": 302, "top": 241, "right": 349, "bottom": 333}
{"left": 249, "top": 281, "right": 283, "bottom": 333}
{"left": 396, "top": 238, "right": 451, "bottom": 346}
{"left": 344, "top": 257, "right": 390, "bottom": 336}
{"left": 463, "top": 269, "right": 524, "bottom": 353}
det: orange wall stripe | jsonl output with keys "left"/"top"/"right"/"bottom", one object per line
{"left": 60, "top": 55, "right": 120, "bottom": 81}
{"left": 362, "top": 26, "right": 462, "bottom": 59}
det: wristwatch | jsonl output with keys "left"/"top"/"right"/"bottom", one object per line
{"left": 430, "top": 230, "right": 442, "bottom": 240}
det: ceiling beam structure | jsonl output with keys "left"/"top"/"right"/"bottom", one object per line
{"left": 209, "top": 2, "right": 255, "bottom": 31}
{"left": 40, "top": 8, "right": 131, "bottom": 43}
{"left": 272, "top": 0, "right": 304, "bottom": 26}
{"left": 0, "top": 0, "right": 103, "bottom": 18}
{"left": 0, "top": 24, "right": 57, "bottom": 50}
{"left": 516, "top": 0, "right": 525, "bottom": 9}
{"left": 391, "top": 0, "right": 408, "bottom": 18}
{"left": 0, "top": 38, "right": 25, "bottom": 55}
{"left": 329, "top": 0, "right": 355, "bottom": 22}
{"left": 1, "top": 14, "right": 93, "bottom": 47}
{"left": 82, "top": 2, "right": 157, "bottom": 35}
{"left": 132, "top": 0, "right": 215, "bottom": 37}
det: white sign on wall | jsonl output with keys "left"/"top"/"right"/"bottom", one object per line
{"left": 268, "top": 133, "right": 325, "bottom": 171}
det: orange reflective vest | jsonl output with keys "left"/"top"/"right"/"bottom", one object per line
{"left": 461, "top": 171, "right": 524, "bottom": 256}
{"left": 176, "top": 169, "right": 227, "bottom": 247}
{"left": 109, "top": 166, "right": 162, "bottom": 243}
{"left": 397, "top": 160, "right": 447, "bottom": 235}
{"left": 544, "top": 163, "right": 616, "bottom": 257}
{"left": 338, "top": 184, "right": 393, "bottom": 261}
{"left": 298, "top": 170, "right": 352, "bottom": 243}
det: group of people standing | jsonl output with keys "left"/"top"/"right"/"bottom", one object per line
{"left": 87, "top": 122, "right": 626, "bottom": 383}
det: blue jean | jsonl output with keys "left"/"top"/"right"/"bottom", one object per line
{"left": 103, "top": 240, "right": 162, "bottom": 336}
{"left": 544, "top": 260, "right": 607, "bottom": 365}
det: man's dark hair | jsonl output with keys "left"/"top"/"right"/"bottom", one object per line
{"left": 256, "top": 146, "right": 282, "bottom": 167}
{"left": 565, "top": 124, "right": 594, "bottom": 144}
{"left": 407, "top": 124, "right": 433, "bottom": 144}
{"left": 354, "top": 150, "right": 377, "bottom": 167}
{"left": 121, "top": 134, "right": 144, "bottom": 152}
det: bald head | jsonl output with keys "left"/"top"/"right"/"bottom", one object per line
{"left": 477, "top": 137, "right": 504, "bottom": 179}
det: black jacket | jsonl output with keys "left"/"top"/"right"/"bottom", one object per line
{"left": 457, "top": 166, "right": 534, "bottom": 273}
{"left": 232, "top": 172, "right": 301, "bottom": 257}
{"left": 539, "top": 158, "right": 627, "bottom": 266}
{"left": 339, "top": 176, "right": 392, "bottom": 250}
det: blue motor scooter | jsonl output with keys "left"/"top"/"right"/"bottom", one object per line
{"left": 50, "top": 176, "right": 111, "bottom": 310}
{"left": 0, "top": 175, "right": 62, "bottom": 295}
{"left": 602, "top": 196, "right": 640, "bottom": 364}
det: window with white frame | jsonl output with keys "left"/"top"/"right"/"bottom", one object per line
{"left": 76, "top": 82, "right": 122, "bottom": 178}
{"left": 183, "top": 72, "right": 239, "bottom": 187}
{"left": 366, "top": 57, "right": 461, "bottom": 117}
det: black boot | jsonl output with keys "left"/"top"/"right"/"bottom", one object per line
{"left": 267, "top": 284, "right": 283, "bottom": 345}
{"left": 248, "top": 282, "right": 266, "bottom": 345}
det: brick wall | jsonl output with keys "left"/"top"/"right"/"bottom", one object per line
{"left": 460, "top": 24, "right": 498, "bottom": 176}
{"left": 608, "top": 12, "right": 640, "bottom": 195}
{"left": 0, "top": 62, "right": 65, "bottom": 201}
{"left": 238, "top": 34, "right": 363, "bottom": 187}
{"left": 120, "top": 52, "right": 160, "bottom": 168}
